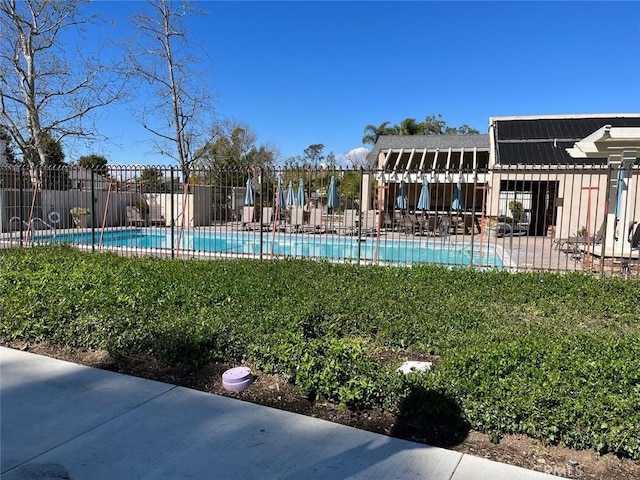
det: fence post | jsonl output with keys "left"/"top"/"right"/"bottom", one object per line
{"left": 357, "top": 168, "right": 363, "bottom": 265}
{"left": 600, "top": 163, "right": 614, "bottom": 278}
{"left": 170, "top": 167, "right": 175, "bottom": 259}
{"left": 18, "top": 167, "right": 24, "bottom": 244}
{"left": 259, "top": 167, "right": 264, "bottom": 260}
{"left": 91, "top": 169, "right": 95, "bottom": 252}
{"left": 470, "top": 166, "right": 477, "bottom": 268}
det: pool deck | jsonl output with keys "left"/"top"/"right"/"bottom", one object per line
{"left": 1, "top": 347, "right": 564, "bottom": 480}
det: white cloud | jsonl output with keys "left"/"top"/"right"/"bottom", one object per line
{"left": 344, "top": 147, "right": 370, "bottom": 169}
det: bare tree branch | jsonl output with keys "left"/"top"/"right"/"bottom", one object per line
{"left": 128, "top": 0, "right": 216, "bottom": 183}
{"left": 0, "top": 0, "right": 128, "bottom": 184}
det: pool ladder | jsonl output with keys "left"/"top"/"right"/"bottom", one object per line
{"left": 8, "top": 217, "right": 56, "bottom": 243}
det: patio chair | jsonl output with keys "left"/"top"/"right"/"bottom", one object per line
{"left": 439, "top": 215, "right": 452, "bottom": 236}
{"left": 425, "top": 215, "right": 440, "bottom": 236}
{"left": 406, "top": 213, "right": 427, "bottom": 235}
{"left": 449, "top": 215, "right": 466, "bottom": 235}
{"left": 126, "top": 206, "right": 146, "bottom": 227}
{"left": 461, "top": 214, "right": 478, "bottom": 234}
{"left": 382, "top": 212, "right": 395, "bottom": 231}
{"left": 630, "top": 222, "right": 640, "bottom": 248}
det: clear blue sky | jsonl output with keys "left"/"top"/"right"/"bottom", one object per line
{"left": 84, "top": 1, "right": 640, "bottom": 166}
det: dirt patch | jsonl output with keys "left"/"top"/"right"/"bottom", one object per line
{"left": 5, "top": 340, "right": 639, "bottom": 480}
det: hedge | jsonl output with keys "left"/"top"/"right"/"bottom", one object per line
{"left": 1, "top": 245, "right": 639, "bottom": 459}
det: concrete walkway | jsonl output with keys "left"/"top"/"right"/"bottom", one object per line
{"left": 0, "top": 347, "right": 562, "bottom": 479}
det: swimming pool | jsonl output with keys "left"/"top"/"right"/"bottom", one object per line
{"left": 35, "top": 228, "right": 504, "bottom": 267}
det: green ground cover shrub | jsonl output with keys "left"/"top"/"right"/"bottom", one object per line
{"left": 1, "top": 245, "right": 639, "bottom": 459}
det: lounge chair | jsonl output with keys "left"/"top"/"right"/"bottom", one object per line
{"left": 553, "top": 221, "right": 605, "bottom": 252}
{"left": 261, "top": 207, "right": 275, "bottom": 231}
{"left": 242, "top": 206, "right": 256, "bottom": 230}
{"left": 358, "top": 211, "right": 379, "bottom": 236}
{"left": 245, "top": 207, "right": 275, "bottom": 231}
{"left": 126, "top": 206, "right": 146, "bottom": 227}
{"left": 324, "top": 213, "right": 340, "bottom": 234}
{"left": 287, "top": 206, "right": 305, "bottom": 233}
{"left": 147, "top": 204, "right": 166, "bottom": 227}
{"left": 304, "top": 208, "right": 325, "bottom": 233}
{"left": 338, "top": 209, "right": 359, "bottom": 235}
{"left": 496, "top": 222, "right": 529, "bottom": 237}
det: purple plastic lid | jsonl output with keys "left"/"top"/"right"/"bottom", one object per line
{"left": 222, "top": 367, "right": 253, "bottom": 392}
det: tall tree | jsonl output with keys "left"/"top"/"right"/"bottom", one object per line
{"left": 23, "top": 133, "right": 65, "bottom": 167}
{"left": 129, "top": 0, "right": 215, "bottom": 184}
{"left": 0, "top": 126, "right": 17, "bottom": 164}
{"left": 197, "top": 121, "right": 277, "bottom": 170}
{"left": 78, "top": 154, "right": 108, "bottom": 176}
{"left": 22, "top": 133, "right": 70, "bottom": 189}
{"left": 138, "top": 166, "right": 167, "bottom": 192}
{"left": 303, "top": 144, "right": 326, "bottom": 167}
{"left": 419, "top": 114, "right": 449, "bottom": 135}
{"left": 325, "top": 151, "right": 337, "bottom": 168}
{"left": 284, "top": 143, "right": 337, "bottom": 169}
{"left": 194, "top": 121, "right": 277, "bottom": 186}
{"left": 0, "top": 0, "right": 125, "bottom": 184}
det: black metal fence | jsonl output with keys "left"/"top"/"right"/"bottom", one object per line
{"left": 1, "top": 163, "right": 638, "bottom": 277}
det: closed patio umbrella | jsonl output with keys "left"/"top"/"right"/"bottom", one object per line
{"left": 417, "top": 175, "right": 430, "bottom": 211}
{"left": 245, "top": 177, "right": 254, "bottom": 206}
{"left": 296, "top": 178, "right": 306, "bottom": 206}
{"left": 451, "top": 179, "right": 464, "bottom": 211}
{"left": 395, "top": 181, "right": 408, "bottom": 210}
{"left": 327, "top": 175, "right": 339, "bottom": 212}
{"left": 286, "top": 180, "right": 295, "bottom": 207}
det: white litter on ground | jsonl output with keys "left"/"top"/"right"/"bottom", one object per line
{"left": 397, "top": 361, "right": 433, "bottom": 375}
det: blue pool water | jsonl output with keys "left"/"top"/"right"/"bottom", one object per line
{"left": 36, "top": 228, "right": 503, "bottom": 267}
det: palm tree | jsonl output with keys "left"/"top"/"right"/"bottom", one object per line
{"left": 398, "top": 118, "right": 420, "bottom": 136}
{"left": 362, "top": 121, "right": 396, "bottom": 146}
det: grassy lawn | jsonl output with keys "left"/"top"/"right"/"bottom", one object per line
{"left": 2, "top": 245, "right": 639, "bottom": 459}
